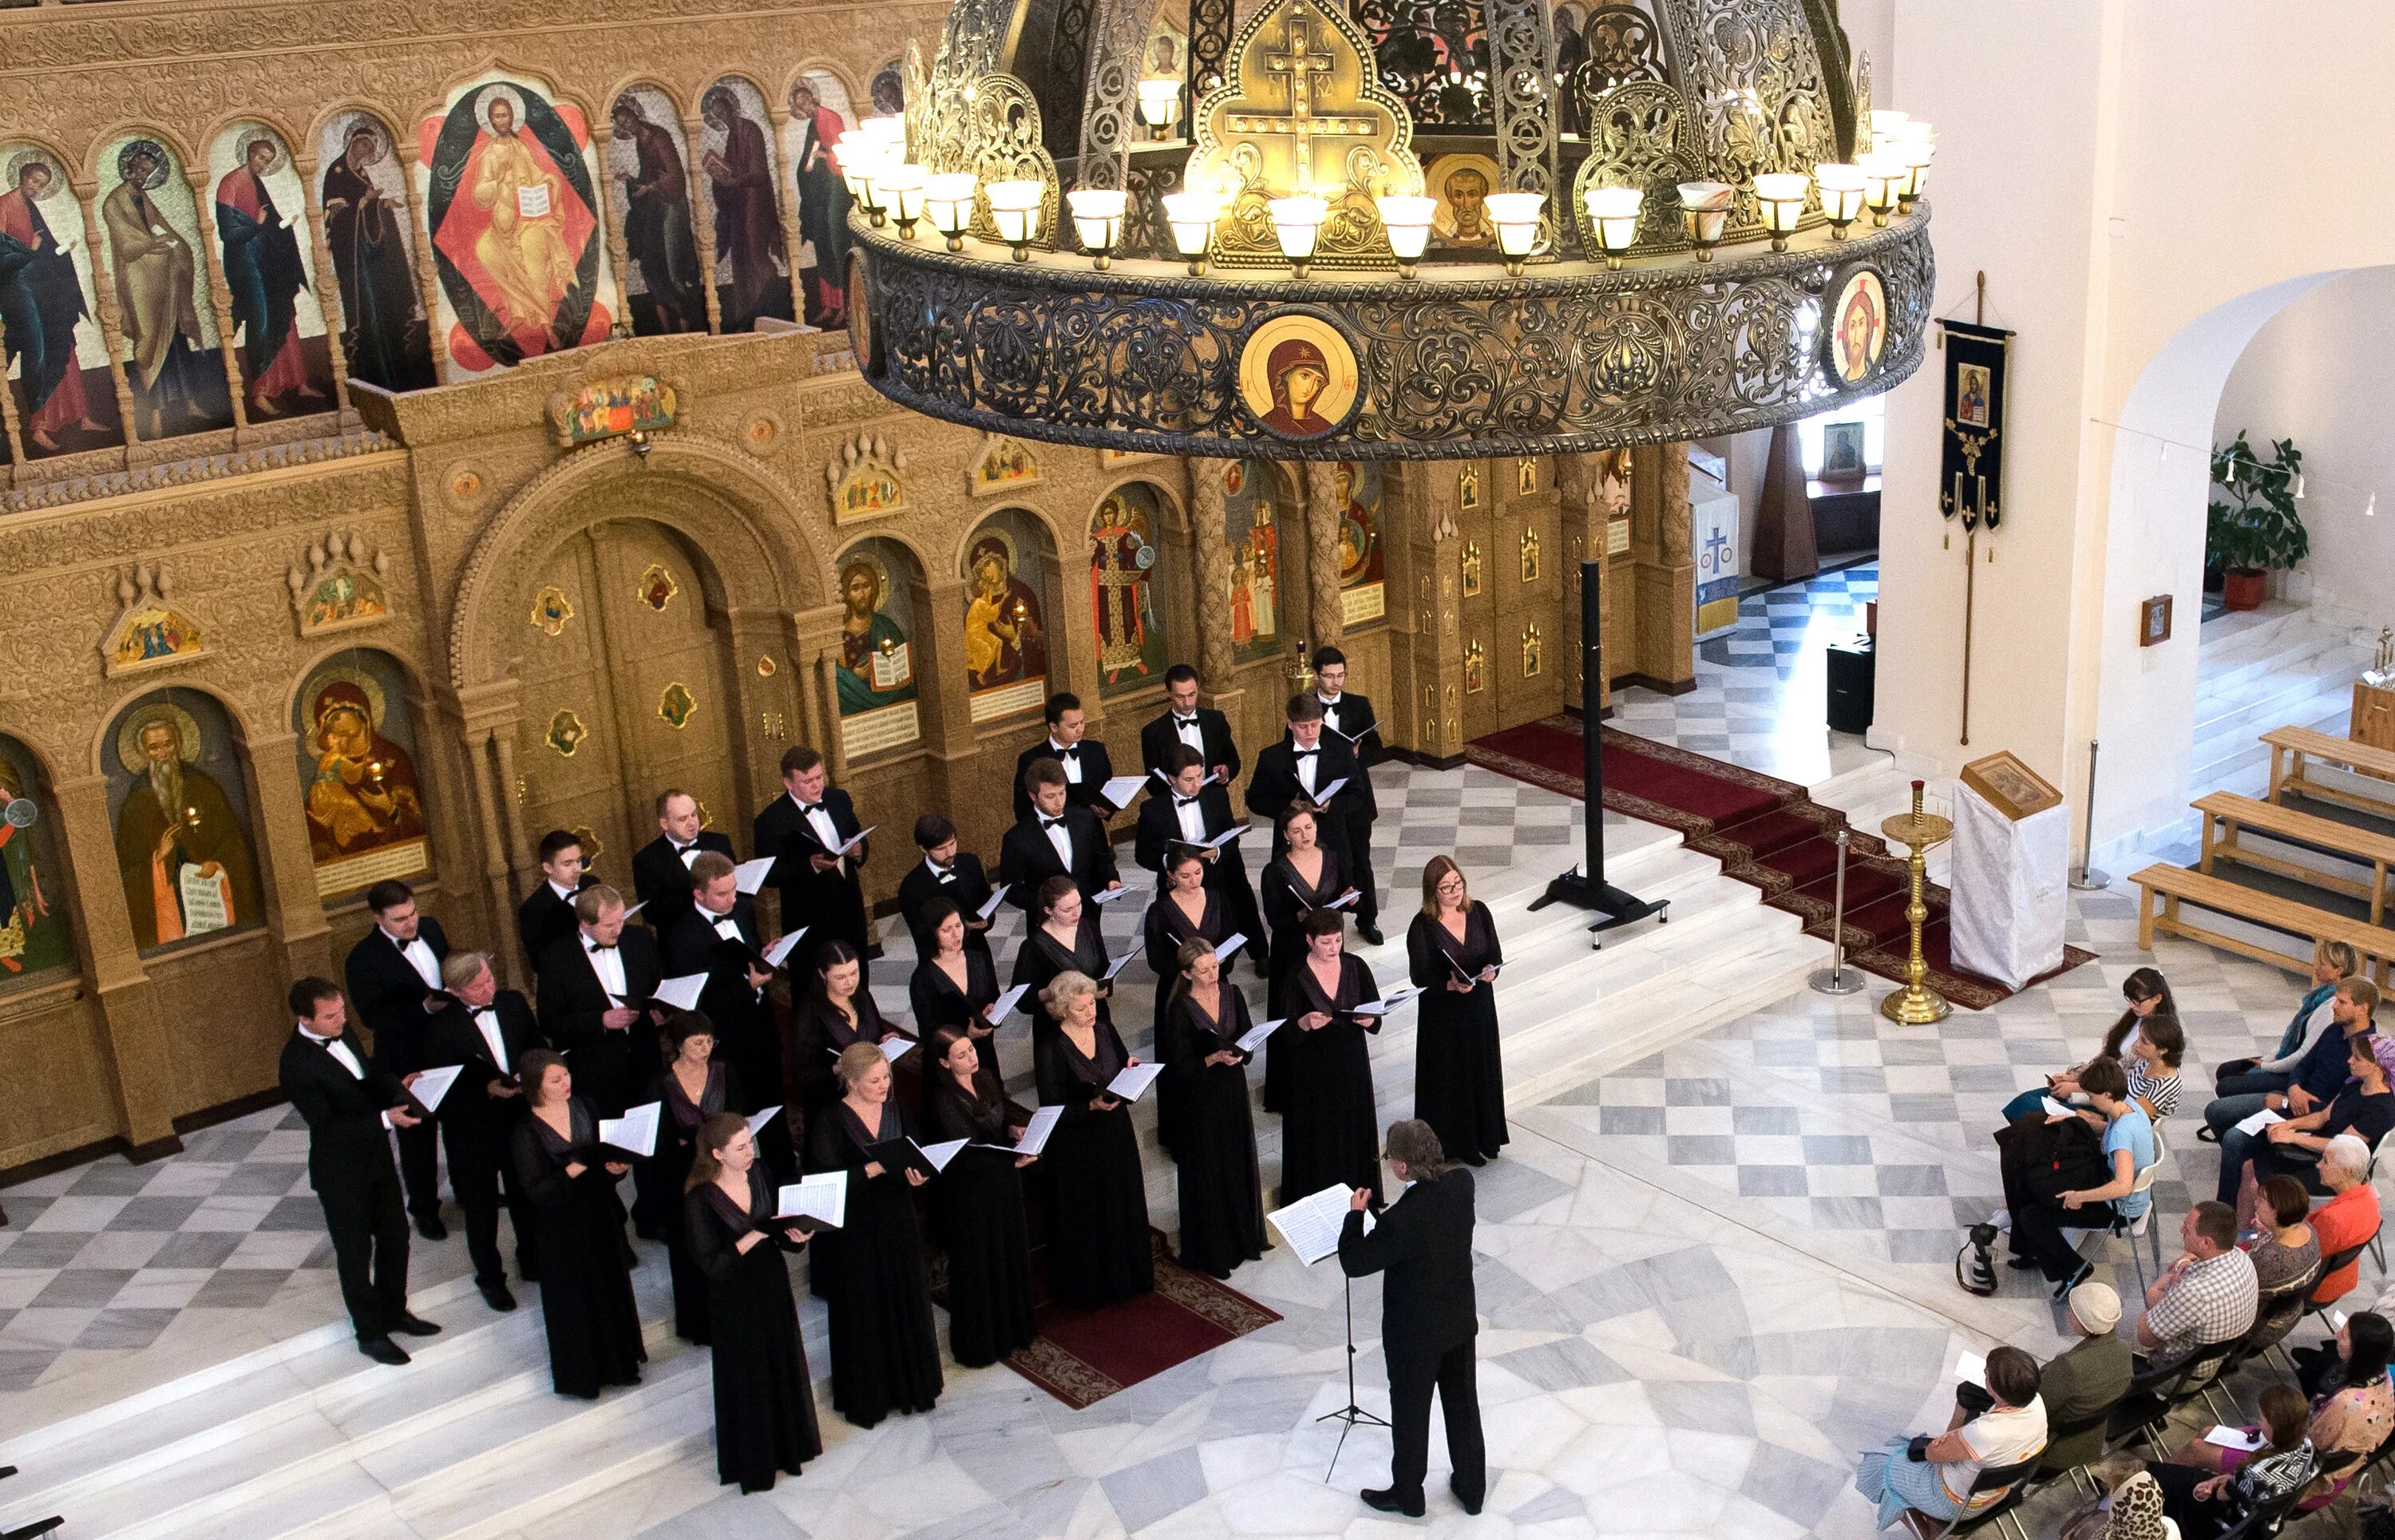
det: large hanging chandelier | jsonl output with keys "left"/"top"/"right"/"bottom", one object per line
{"left": 846, "top": 0, "right": 1936, "bottom": 461}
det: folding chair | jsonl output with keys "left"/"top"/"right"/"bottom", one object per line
{"left": 2072, "top": 1129, "right": 2167, "bottom": 1293}
{"left": 2270, "top": 1233, "right": 2379, "bottom": 1376}
{"left": 2212, "top": 1476, "right": 2312, "bottom": 1539}
{"left": 1895, "top": 1457, "right": 2043, "bottom": 1540}
{"left": 2369, "top": 1128, "right": 2395, "bottom": 1272}
{"left": 2108, "top": 1357, "right": 2194, "bottom": 1451}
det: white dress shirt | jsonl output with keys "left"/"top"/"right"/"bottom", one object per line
{"left": 1317, "top": 694, "right": 1344, "bottom": 733}
{"left": 924, "top": 857, "right": 956, "bottom": 885}
{"left": 709, "top": 909, "right": 743, "bottom": 944}
{"left": 547, "top": 879, "right": 577, "bottom": 903}
{"left": 1172, "top": 713, "right": 1205, "bottom": 754}
{"left": 1174, "top": 793, "right": 1209, "bottom": 844}
{"left": 1040, "top": 813, "right": 1075, "bottom": 868}
{"left": 793, "top": 792, "right": 842, "bottom": 853}
{"left": 387, "top": 928, "right": 441, "bottom": 991}
{"left": 673, "top": 839, "right": 701, "bottom": 868}
{"left": 472, "top": 1008, "right": 512, "bottom": 1074}
{"left": 299, "top": 1028, "right": 391, "bottom": 1127}
{"left": 1294, "top": 746, "right": 1321, "bottom": 796}
{"left": 583, "top": 935, "right": 628, "bottom": 1001}
{"left": 1050, "top": 738, "right": 1083, "bottom": 783}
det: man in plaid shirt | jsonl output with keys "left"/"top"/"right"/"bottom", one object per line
{"left": 2136, "top": 1202, "right": 2258, "bottom": 1372}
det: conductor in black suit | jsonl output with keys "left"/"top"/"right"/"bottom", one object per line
{"left": 1338, "top": 1118, "right": 1485, "bottom": 1518}
{"left": 631, "top": 787, "right": 734, "bottom": 944}
{"left": 751, "top": 745, "right": 870, "bottom": 973}
{"left": 343, "top": 879, "right": 451, "bottom": 1239}
{"left": 1140, "top": 664, "right": 1241, "bottom": 787}
{"left": 422, "top": 951, "right": 542, "bottom": 1312}
{"left": 517, "top": 829, "right": 594, "bottom": 973}
{"left": 666, "top": 853, "right": 788, "bottom": 1130}
{"left": 279, "top": 976, "right": 441, "bottom": 1365}
{"left": 1136, "top": 744, "right": 1266, "bottom": 972}
{"left": 1011, "top": 691, "right": 1121, "bottom": 821}
{"left": 897, "top": 814, "right": 997, "bottom": 962}
{"left": 1310, "top": 648, "right": 1384, "bottom": 941}
{"left": 1000, "top": 757, "right": 1122, "bottom": 909}
{"left": 1248, "top": 695, "right": 1382, "bottom": 944}
{"left": 533, "top": 883, "right": 663, "bottom": 1124}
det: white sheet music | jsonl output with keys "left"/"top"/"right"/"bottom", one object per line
{"left": 776, "top": 1170, "right": 847, "bottom": 1228}
{"left": 1090, "top": 885, "right": 1140, "bottom": 906}
{"left": 1321, "top": 890, "right": 1360, "bottom": 912}
{"left": 621, "top": 900, "right": 647, "bottom": 920}
{"left": 1106, "top": 1063, "right": 1165, "bottom": 1102}
{"left": 2235, "top": 1108, "right": 2284, "bottom": 1136}
{"left": 1352, "top": 986, "right": 1425, "bottom": 1016}
{"left": 762, "top": 928, "right": 809, "bottom": 968}
{"left": 1235, "top": 1017, "right": 1283, "bottom": 1055}
{"left": 2041, "top": 1095, "right": 2073, "bottom": 1118}
{"left": 2203, "top": 1425, "right": 2267, "bottom": 1452}
{"left": 410, "top": 1064, "right": 463, "bottom": 1114}
{"left": 837, "top": 825, "right": 877, "bottom": 856}
{"left": 1954, "top": 1350, "right": 1985, "bottom": 1388}
{"left": 654, "top": 974, "right": 707, "bottom": 1012}
{"left": 881, "top": 1036, "right": 916, "bottom": 1063}
{"left": 600, "top": 1101, "right": 660, "bottom": 1158}
{"left": 976, "top": 884, "right": 1011, "bottom": 920}
{"left": 1102, "top": 951, "right": 1138, "bottom": 982}
{"left": 1097, "top": 775, "right": 1146, "bottom": 810}
{"left": 919, "top": 1138, "right": 968, "bottom": 1172}
{"left": 1214, "top": 932, "right": 1247, "bottom": 962}
{"left": 1201, "top": 825, "right": 1246, "bottom": 849}
{"left": 988, "top": 982, "right": 1031, "bottom": 1021}
{"left": 1266, "top": 1183, "right": 1368, "bottom": 1266}
{"left": 1312, "top": 776, "right": 1348, "bottom": 806}
{"left": 746, "top": 1104, "right": 782, "bottom": 1138}
{"left": 1013, "top": 1103, "right": 1062, "bottom": 1156}
{"left": 733, "top": 857, "right": 777, "bottom": 894}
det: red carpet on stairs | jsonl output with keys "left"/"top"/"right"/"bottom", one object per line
{"left": 1467, "top": 716, "right": 2096, "bottom": 1011}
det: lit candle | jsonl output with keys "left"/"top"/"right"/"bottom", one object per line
{"left": 922, "top": 172, "right": 979, "bottom": 251}
{"left": 1812, "top": 162, "right": 1867, "bottom": 239}
{"left": 986, "top": 180, "right": 1046, "bottom": 260}
{"left": 1483, "top": 191, "right": 1545, "bottom": 277}
{"left": 1373, "top": 193, "right": 1435, "bottom": 278}
{"left": 1137, "top": 78, "right": 1181, "bottom": 138}
{"left": 1066, "top": 187, "right": 1130, "bottom": 269}
{"left": 1751, "top": 172, "right": 1810, "bottom": 251}
{"left": 1857, "top": 152, "right": 1905, "bottom": 226}
{"left": 1162, "top": 190, "right": 1224, "bottom": 275}
{"left": 1583, "top": 184, "right": 1644, "bottom": 268}
{"left": 1268, "top": 195, "right": 1328, "bottom": 278}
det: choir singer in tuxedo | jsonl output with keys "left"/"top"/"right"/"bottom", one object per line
{"left": 1136, "top": 745, "right": 1266, "bottom": 975}
{"left": 1013, "top": 691, "right": 1120, "bottom": 821}
{"left": 279, "top": 976, "right": 441, "bottom": 1364}
{"left": 1248, "top": 695, "right": 1380, "bottom": 944}
{"left": 423, "top": 951, "right": 542, "bottom": 1311}
{"left": 1308, "top": 649, "right": 1384, "bottom": 943}
{"left": 632, "top": 787, "right": 734, "bottom": 943}
{"left": 517, "top": 829, "right": 593, "bottom": 973}
{"left": 1000, "top": 758, "right": 1121, "bottom": 907}
{"left": 897, "top": 814, "right": 996, "bottom": 963}
{"left": 752, "top": 746, "right": 870, "bottom": 973}
{"left": 535, "top": 884, "right": 663, "bottom": 1124}
{"left": 343, "top": 879, "right": 450, "bottom": 1238}
{"left": 1140, "top": 664, "right": 1241, "bottom": 786}
{"left": 1338, "top": 1118, "right": 1486, "bottom": 1519}
{"left": 667, "top": 852, "right": 789, "bottom": 1167}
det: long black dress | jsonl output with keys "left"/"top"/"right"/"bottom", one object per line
{"left": 792, "top": 989, "right": 914, "bottom": 1118}
{"left": 802, "top": 1098, "right": 943, "bottom": 1427}
{"left": 1261, "top": 848, "right": 1348, "bottom": 1113}
{"left": 1162, "top": 982, "right": 1267, "bottom": 1277}
{"left": 650, "top": 1058, "right": 734, "bottom": 1344}
{"left": 511, "top": 1099, "right": 647, "bottom": 1398}
{"left": 1278, "top": 952, "right": 1384, "bottom": 1207}
{"left": 1142, "top": 888, "right": 1229, "bottom": 1154}
{"left": 1011, "top": 916, "right": 1114, "bottom": 1043}
{"left": 684, "top": 1166, "right": 822, "bottom": 1493}
{"left": 909, "top": 949, "right": 1000, "bottom": 1043}
{"left": 920, "top": 1067, "right": 1039, "bottom": 1366}
{"left": 1407, "top": 904, "right": 1510, "bottom": 1164}
{"left": 1035, "top": 1019, "right": 1155, "bottom": 1308}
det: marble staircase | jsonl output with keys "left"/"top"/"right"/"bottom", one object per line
{"left": 2191, "top": 604, "right": 2365, "bottom": 800}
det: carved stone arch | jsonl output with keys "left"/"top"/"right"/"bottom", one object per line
{"left": 448, "top": 429, "right": 831, "bottom": 692}
{"left": 0, "top": 719, "right": 76, "bottom": 794}
{"left": 597, "top": 70, "right": 697, "bottom": 125}
{"left": 783, "top": 59, "right": 866, "bottom": 113}
{"left": 289, "top": 636, "right": 443, "bottom": 722}
{"left": 306, "top": 98, "right": 414, "bottom": 156}
{"left": 1093, "top": 469, "right": 1187, "bottom": 528}
{"left": 196, "top": 108, "right": 311, "bottom": 166}
{"left": 0, "top": 132, "right": 87, "bottom": 189}
{"left": 80, "top": 121, "right": 204, "bottom": 184}
{"left": 835, "top": 524, "right": 937, "bottom": 582}
{"left": 426, "top": 56, "right": 587, "bottom": 122}
{"left": 87, "top": 676, "right": 261, "bottom": 778}
{"left": 948, "top": 494, "right": 1070, "bottom": 578}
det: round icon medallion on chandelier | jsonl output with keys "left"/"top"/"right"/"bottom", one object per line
{"left": 844, "top": 0, "right": 1938, "bottom": 459}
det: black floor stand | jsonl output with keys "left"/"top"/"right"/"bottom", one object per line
{"left": 1318, "top": 1273, "right": 1390, "bottom": 1481}
{"left": 1526, "top": 560, "right": 1669, "bottom": 944}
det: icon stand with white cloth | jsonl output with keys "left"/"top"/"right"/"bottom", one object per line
{"left": 1948, "top": 778, "right": 2070, "bottom": 992}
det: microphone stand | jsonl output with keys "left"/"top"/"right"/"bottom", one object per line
{"left": 1318, "top": 1269, "right": 1390, "bottom": 1479}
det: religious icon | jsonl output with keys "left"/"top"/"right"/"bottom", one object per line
{"left": 419, "top": 78, "right": 614, "bottom": 374}
{"left": 657, "top": 682, "right": 697, "bottom": 729}
{"left": 1427, "top": 153, "right": 1502, "bottom": 251}
{"left": 552, "top": 373, "right": 675, "bottom": 445}
{"left": 699, "top": 77, "right": 794, "bottom": 333}
{"left": 295, "top": 555, "right": 391, "bottom": 635}
{"left": 1522, "top": 622, "right": 1542, "bottom": 677}
{"left": 782, "top": 72, "right": 854, "bottom": 327}
{"left": 94, "top": 135, "right": 234, "bottom": 441}
{"left": 1957, "top": 362, "right": 1991, "bottom": 430}
{"left": 835, "top": 544, "right": 918, "bottom": 716}
{"left": 2139, "top": 594, "right": 2173, "bottom": 648}
{"left": 529, "top": 584, "right": 574, "bottom": 635}
{"left": 209, "top": 125, "right": 334, "bottom": 419}
{"left": 1224, "top": 460, "right": 1282, "bottom": 662}
{"left": 1820, "top": 419, "right": 1867, "bottom": 479}
{"left": 961, "top": 519, "right": 1049, "bottom": 707}
{"left": 1464, "top": 639, "right": 1486, "bottom": 694}
{"left": 1519, "top": 526, "right": 1542, "bottom": 583}
{"left": 869, "top": 59, "right": 906, "bottom": 115}
{"left": 108, "top": 693, "right": 264, "bottom": 951}
{"left": 295, "top": 655, "right": 430, "bottom": 891}
{"left": 1459, "top": 462, "right": 1482, "bottom": 509}
{"left": 544, "top": 707, "right": 586, "bottom": 757}
{"left": 972, "top": 435, "right": 1042, "bottom": 496}
{"left": 0, "top": 738, "right": 73, "bottom": 987}
{"left": 1827, "top": 266, "right": 1887, "bottom": 385}
{"left": 1595, "top": 446, "right": 1632, "bottom": 520}
{"left": 1237, "top": 312, "right": 1360, "bottom": 441}
{"left": 0, "top": 143, "right": 118, "bottom": 457}
{"left": 1090, "top": 485, "right": 1170, "bottom": 692}
{"left": 1517, "top": 457, "right": 1538, "bottom": 494}
{"left": 637, "top": 561, "right": 679, "bottom": 612}
{"left": 317, "top": 113, "right": 435, "bottom": 391}
{"left": 1461, "top": 540, "right": 1483, "bottom": 597}
{"left": 605, "top": 89, "right": 707, "bottom": 338}
{"left": 107, "top": 599, "right": 204, "bottom": 673}
{"left": 1334, "top": 461, "right": 1387, "bottom": 626}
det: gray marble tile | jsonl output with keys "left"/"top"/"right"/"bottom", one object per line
{"left": 1741, "top": 1441, "right": 1854, "bottom": 1529}
{"left": 1801, "top": 1134, "right": 1874, "bottom": 1166}
{"left": 66, "top": 1162, "right": 152, "bottom": 1196}
{"left": 1647, "top": 1378, "right": 1758, "bottom": 1435}
{"left": 1494, "top": 1336, "right": 1628, "bottom": 1393}
{"left": 1738, "top": 1166, "right": 1808, "bottom": 1198}
{"left": 1100, "top": 1446, "right": 1207, "bottom": 1532}
{"left": 1596, "top": 1105, "right": 1664, "bottom": 1134}
{"left": 1874, "top": 1165, "right": 1949, "bottom": 1197}
{"left": 30, "top": 1268, "right": 133, "bottom": 1307}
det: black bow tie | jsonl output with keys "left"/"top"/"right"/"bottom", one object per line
{"left": 1039, "top": 816, "right": 1065, "bottom": 830}
{"left": 797, "top": 801, "right": 822, "bottom": 815}
{"left": 934, "top": 866, "right": 955, "bottom": 881}
{"left": 1293, "top": 749, "right": 1319, "bottom": 759}
{"left": 1175, "top": 795, "right": 1201, "bottom": 808}
{"left": 1174, "top": 715, "right": 1198, "bottom": 727}
{"left": 1056, "top": 746, "right": 1078, "bottom": 757}
{"left": 586, "top": 940, "right": 617, "bottom": 952}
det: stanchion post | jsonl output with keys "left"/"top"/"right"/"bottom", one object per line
{"left": 2069, "top": 738, "right": 2112, "bottom": 891}
{"left": 1809, "top": 826, "right": 1866, "bottom": 994}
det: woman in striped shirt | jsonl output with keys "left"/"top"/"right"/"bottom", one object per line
{"left": 2121, "top": 1016, "right": 2186, "bottom": 1120}
{"left": 2150, "top": 1384, "right": 2316, "bottom": 1538}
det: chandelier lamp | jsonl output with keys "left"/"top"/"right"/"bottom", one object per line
{"left": 846, "top": 0, "right": 1937, "bottom": 459}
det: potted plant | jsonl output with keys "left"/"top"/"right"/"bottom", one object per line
{"left": 2207, "top": 430, "right": 2309, "bottom": 611}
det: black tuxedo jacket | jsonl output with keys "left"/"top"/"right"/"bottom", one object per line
{"left": 897, "top": 852, "right": 996, "bottom": 958}
{"left": 998, "top": 805, "right": 1120, "bottom": 907}
{"left": 663, "top": 894, "right": 762, "bottom": 976}
{"left": 1134, "top": 782, "right": 1242, "bottom": 874}
{"left": 631, "top": 829, "right": 736, "bottom": 940}
{"left": 1140, "top": 707, "right": 1242, "bottom": 784}
{"left": 344, "top": 918, "right": 452, "bottom": 1075}
{"left": 422, "top": 989, "right": 542, "bottom": 1146}
{"left": 1012, "top": 737, "right": 1120, "bottom": 821}
{"left": 665, "top": 897, "right": 777, "bottom": 1051}
{"left": 534, "top": 924, "right": 664, "bottom": 1111}
{"left": 1339, "top": 1166, "right": 1477, "bottom": 1363}
{"left": 279, "top": 1027, "right": 403, "bottom": 1193}
{"left": 1248, "top": 734, "right": 1376, "bottom": 828}
{"left": 752, "top": 786, "right": 868, "bottom": 936}
{"left": 1316, "top": 691, "right": 1382, "bottom": 764}
{"left": 517, "top": 878, "right": 593, "bottom": 973}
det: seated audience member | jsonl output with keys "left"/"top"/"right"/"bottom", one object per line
{"left": 2306, "top": 1134, "right": 2381, "bottom": 1308}
{"left": 1999, "top": 1058, "right": 2155, "bottom": 1293}
{"left": 1999, "top": 968, "right": 2175, "bottom": 1124}
{"left": 2187, "top": 1312, "right": 2392, "bottom": 1510}
{"left": 2240, "top": 1175, "right": 2324, "bottom": 1356}
{"left": 2136, "top": 1202, "right": 2258, "bottom": 1374}
{"left": 2055, "top": 1454, "right": 2165, "bottom": 1540}
{"left": 2036, "top": 1282, "right": 2134, "bottom": 1476}
{"left": 2215, "top": 941, "right": 2362, "bottom": 1098}
{"left": 1853, "top": 1345, "right": 2047, "bottom": 1529}
{"left": 2148, "top": 1384, "right": 2315, "bottom": 1540}
{"left": 2203, "top": 976, "right": 2378, "bottom": 1145}
{"left": 2220, "top": 1027, "right": 2395, "bottom": 1212}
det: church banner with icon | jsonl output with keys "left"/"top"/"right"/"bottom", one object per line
{"left": 293, "top": 651, "right": 431, "bottom": 896}
{"left": 1938, "top": 319, "right": 2011, "bottom": 529}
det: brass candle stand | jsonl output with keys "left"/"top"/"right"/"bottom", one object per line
{"left": 1878, "top": 779, "right": 1954, "bottom": 1024}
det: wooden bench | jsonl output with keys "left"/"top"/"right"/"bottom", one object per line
{"left": 2264, "top": 726, "right": 2395, "bottom": 819}
{"left": 2130, "top": 863, "right": 2395, "bottom": 984}
{"left": 2195, "top": 790, "right": 2395, "bottom": 926}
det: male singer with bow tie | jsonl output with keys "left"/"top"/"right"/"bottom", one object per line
{"left": 1000, "top": 757, "right": 1122, "bottom": 908}
{"left": 897, "top": 814, "right": 997, "bottom": 961}
{"left": 1137, "top": 744, "right": 1268, "bottom": 972}
{"left": 517, "top": 829, "right": 593, "bottom": 974}
{"left": 1310, "top": 647, "right": 1385, "bottom": 942}
{"left": 279, "top": 976, "right": 441, "bottom": 1365}
{"left": 1012, "top": 691, "right": 1120, "bottom": 821}
{"left": 752, "top": 744, "right": 871, "bottom": 975}
{"left": 343, "top": 879, "right": 452, "bottom": 1239}
{"left": 534, "top": 883, "right": 663, "bottom": 1125}
{"left": 667, "top": 853, "right": 791, "bottom": 1168}
{"left": 1139, "top": 664, "right": 1241, "bottom": 787}
{"left": 1248, "top": 693, "right": 1382, "bottom": 944}
{"left": 422, "top": 951, "right": 542, "bottom": 1312}
{"left": 631, "top": 787, "right": 733, "bottom": 943}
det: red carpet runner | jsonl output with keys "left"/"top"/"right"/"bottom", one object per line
{"left": 1467, "top": 716, "right": 2095, "bottom": 1010}
{"left": 1001, "top": 1240, "right": 1282, "bottom": 1409}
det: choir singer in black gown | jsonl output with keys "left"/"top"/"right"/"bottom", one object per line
{"left": 683, "top": 1112, "right": 821, "bottom": 1494}
{"left": 803, "top": 1043, "right": 944, "bottom": 1427}
{"left": 511, "top": 1050, "right": 646, "bottom": 1399}
{"left": 1142, "top": 849, "right": 1232, "bottom": 1154}
{"left": 1035, "top": 971, "right": 1155, "bottom": 1307}
{"left": 909, "top": 899, "right": 1003, "bottom": 1049}
{"left": 1407, "top": 856, "right": 1508, "bottom": 1166}
{"left": 1280, "top": 911, "right": 1384, "bottom": 1207}
{"left": 1011, "top": 877, "right": 1115, "bottom": 1043}
{"left": 920, "top": 1027, "right": 1039, "bottom": 1367}
{"left": 791, "top": 939, "right": 912, "bottom": 1118}
{"left": 649, "top": 1010, "right": 735, "bottom": 1344}
{"left": 1261, "top": 807, "right": 1355, "bottom": 1112}
{"left": 1135, "top": 745, "right": 1267, "bottom": 977}
{"left": 1161, "top": 940, "right": 1267, "bottom": 1278}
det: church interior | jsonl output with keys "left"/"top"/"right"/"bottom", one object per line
{"left": 2, "top": 0, "right": 2393, "bottom": 1535}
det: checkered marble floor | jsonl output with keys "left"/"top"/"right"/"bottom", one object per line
{"left": 1611, "top": 561, "right": 1883, "bottom": 786}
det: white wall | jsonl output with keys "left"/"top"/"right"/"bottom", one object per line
{"left": 2212, "top": 267, "right": 2395, "bottom": 635}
